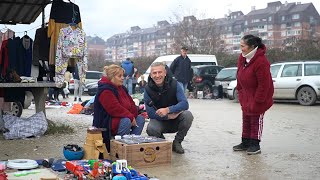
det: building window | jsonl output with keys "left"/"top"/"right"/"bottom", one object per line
{"left": 294, "top": 22, "right": 301, "bottom": 27}
{"left": 281, "top": 24, "right": 286, "bottom": 29}
{"left": 268, "top": 25, "right": 273, "bottom": 29}
{"left": 252, "top": 19, "right": 260, "bottom": 23}
{"left": 281, "top": 31, "right": 286, "bottom": 36}
{"left": 268, "top": 16, "right": 272, "bottom": 21}
{"left": 244, "top": 21, "right": 248, "bottom": 25}
{"left": 268, "top": 32, "right": 272, "bottom": 37}
{"left": 292, "top": 14, "right": 300, "bottom": 20}
{"left": 282, "top": 16, "right": 285, "bottom": 21}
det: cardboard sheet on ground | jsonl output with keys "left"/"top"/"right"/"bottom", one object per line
{"left": 6, "top": 168, "right": 60, "bottom": 180}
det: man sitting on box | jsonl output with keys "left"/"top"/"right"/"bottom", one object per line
{"left": 144, "top": 62, "right": 193, "bottom": 154}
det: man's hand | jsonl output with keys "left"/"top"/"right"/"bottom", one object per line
{"left": 131, "top": 117, "right": 137, "bottom": 127}
{"left": 168, "top": 111, "right": 183, "bottom": 120}
{"left": 156, "top": 107, "right": 170, "bottom": 117}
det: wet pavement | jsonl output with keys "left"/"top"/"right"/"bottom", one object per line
{"left": 1, "top": 97, "right": 319, "bottom": 179}
{"left": 138, "top": 99, "right": 320, "bottom": 179}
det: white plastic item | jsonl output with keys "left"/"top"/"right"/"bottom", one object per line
{"left": 7, "top": 159, "right": 38, "bottom": 170}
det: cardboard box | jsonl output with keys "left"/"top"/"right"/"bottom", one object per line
{"left": 110, "top": 140, "right": 172, "bottom": 167}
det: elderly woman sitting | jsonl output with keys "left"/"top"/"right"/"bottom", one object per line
{"left": 93, "top": 65, "right": 145, "bottom": 149}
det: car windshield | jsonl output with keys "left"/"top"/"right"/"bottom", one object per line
{"left": 192, "top": 67, "right": 200, "bottom": 75}
{"left": 86, "top": 72, "right": 103, "bottom": 79}
{"left": 216, "top": 68, "right": 237, "bottom": 80}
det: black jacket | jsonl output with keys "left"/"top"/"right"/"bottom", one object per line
{"left": 145, "top": 75, "right": 178, "bottom": 109}
{"left": 170, "top": 55, "right": 192, "bottom": 84}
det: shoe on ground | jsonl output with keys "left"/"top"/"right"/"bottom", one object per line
{"left": 233, "top": 142, "right": 249, "bottom": 151}
{"left": 74, "top": 97, "right": 77, "bottom": 101}
{"left": 247, "top": 145, "right": 261, "bottom": 155}
{"left": 233, "top": 138, "right": 250, "bottom": 151}
{"left": 79, "top": 98, "right": 82, "bottom": 102}
{"left": 172, "top": 140, "right": 185, "bottom": 154}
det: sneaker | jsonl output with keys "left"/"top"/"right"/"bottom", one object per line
{"left": 247, "top": 145, "right": 261, "bottom": 155}
{"left": 74, "top": 97, "right": 77, "bottom": 101}
{"left": 79, "top": 98, "right": 82, "bottom": 102}
{"left": 233, "top": 143, "right": 249, "bottom": 151}
{"left": 172, "top": 140, "right": 185, "bottom": 154}
{"left": 233, "top": 138, "right": 250, "bottom": 151}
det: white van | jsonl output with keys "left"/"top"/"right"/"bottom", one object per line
{"left": 139, "top": 54, "right": 218, "bottom": 82}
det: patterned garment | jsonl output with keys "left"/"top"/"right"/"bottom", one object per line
{"left": 55, "top": 26, "right": 88, "bottom": 84}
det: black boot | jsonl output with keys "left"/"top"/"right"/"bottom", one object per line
{"left": 233, "top": 138, "right": 250, "bottom": 151}
{"left": 247, "top": 139, "right": 261, "bottom": 155}
{"left": 172, "top": 140, "right": 185, "bottom": 154}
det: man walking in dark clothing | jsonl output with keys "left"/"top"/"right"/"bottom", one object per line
{"left": 170, "top": 46, "right": 192, "bottom": 92}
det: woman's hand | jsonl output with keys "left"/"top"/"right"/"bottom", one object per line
{"left": 131, "top": 117, "right": 137, "bottom": 127}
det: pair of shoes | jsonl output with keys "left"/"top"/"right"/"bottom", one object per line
{"left": 172, "top": 140, "right": 185, "bottom": 154}
{"left": 233, "top": 138, "right": 250, "bottom": 151}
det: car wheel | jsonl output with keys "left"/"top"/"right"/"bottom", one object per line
{"left": 233, "top": 89, "right": 239, "bottom": 103}
{"left": 202, "top": 84, "right": 212, "bottom": 97}
{"left": 297, "top": 86, "right": 316, "bottom": 106}
{"left": 3, "top": 101, "right": 23, "bottom": 117}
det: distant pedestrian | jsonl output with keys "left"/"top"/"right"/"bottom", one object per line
{"left": 73, "top": 63, "right": 84, "bottom": 102}
{"left": 233, "top": 35, "right": 274, "bottom": 155}
{"left": 121, "top": 58, "right": 134, "bottom": 95}
{"left": 138, "top": 75, "right": 147, "bottom": 94}
{"left": 170, "top": 46, "right": 192, "bottom": 92}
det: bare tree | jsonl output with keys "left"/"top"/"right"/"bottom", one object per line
{"left": 87, "top": 50, "right": 106, "bottom": 71}
{"left": 170, "top": 11, "right": 221, "bottom": 54}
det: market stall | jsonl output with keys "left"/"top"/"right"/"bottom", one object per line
{"left": 0, "top": 0, "right": 87, "bottom": 117}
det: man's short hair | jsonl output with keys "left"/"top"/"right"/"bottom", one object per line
{"left": 181, "top": 46, "right": 188, "bottom": 51}
{"left": 150, "top": 62, "right": 166, "bottom": 68}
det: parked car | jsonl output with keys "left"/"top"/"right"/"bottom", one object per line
{"left": 214, "top": 67, "right": 237, "bottom": 97}
{"left": 227, "top": 80, "right": 238, "bottom": 102}
{"left": 191, "top": 65, "right": 224, "bottom": 96}
{"left": 3, "top": 91, "right": 33, "bottom": 117}
{"left": 69, "top": 71, "right": 103, "bottom": 94}
{"left": 227, "top": 61, "right": 320, "bottom": 106}
{"left": 84, "top": 81, "right": 98, "bottom": 96}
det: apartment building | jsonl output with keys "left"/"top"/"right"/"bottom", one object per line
{"left": 106, "top": 21, "right": 175, "bottom": 61}
{"left": 106, "top": 1, "right": 320, "bottom": 60}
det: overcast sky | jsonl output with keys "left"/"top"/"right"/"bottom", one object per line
{"left": 2, "top": 0, "right": 319, "bottom": 40}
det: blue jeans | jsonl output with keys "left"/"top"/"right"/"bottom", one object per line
{"left": 178, "top": 81, "right": 188, "bottom": 93}
{"left": 117, "top": 115, "right": 145, "bottom": 136}
{"left": 123, "top": 78, "right": 133, "bottom": 95}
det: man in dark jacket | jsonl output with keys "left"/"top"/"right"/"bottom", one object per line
{"left": 170, "top": 46, "right": 192, "bottom": 92}
{"left": 144, "top": 62, "right": 193, "bottom": 154}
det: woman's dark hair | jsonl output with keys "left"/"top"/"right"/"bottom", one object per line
{"left": 241, "top": 35, "right": 263, "bottom": 49}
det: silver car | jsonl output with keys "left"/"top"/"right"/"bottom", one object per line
{"left": 227, "top": 61, "right": 320, "bottom": 106}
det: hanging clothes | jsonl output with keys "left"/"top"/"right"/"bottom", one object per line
{"left": 0, "top": 40, "right": 9, "bottom": 77}
{"left": 20, "top": 36, "right": 33, "bottom": 77}
{"left": 33, "top": 27, "right": 50, "bottom": 65}
{"left": 0, "top": 29, "right": 15, "bottom": 49}
{"left": 55, "top": 26, "right": 87, "bottom": 85}
{"left": 48, "top": 0, "right": 82, "bottom": 65}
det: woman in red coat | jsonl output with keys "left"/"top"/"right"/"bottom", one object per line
{"left": 96, "top": 64, "right": 145, "bottom": 136}
{"left": 233, "top": 35, "right": 274, "bottom": 155}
